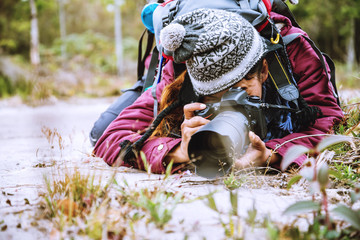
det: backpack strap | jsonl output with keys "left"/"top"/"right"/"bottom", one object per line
{"left": 282, "top": 33, "right": 301, "bottom": 45}
{"left": 283, "top": 33, "right": 340, "bottom": 106}
{"left": 142, "top": 46, "right": 159, "bottom": 93}
{"left": 267, "top": 49, "right": 299, "bottom": 103}
{"left": 151, "top": 52, "right": 166, "bottom": 118}
{"left": 137, "top": 29, "right": 154, "bottom": 81}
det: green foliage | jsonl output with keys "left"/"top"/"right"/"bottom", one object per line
{"left": 0, "top": 75, "right": 15, "bottom": 98}
{"left": 45, "top": 31, "right": 117, "bottom": 73}
{"left": 281, "top": 136, "right": 360, "bottom": 238}
{"left": 136, "top": 188, "right": 182, "bottom": 229}
{"left": 245, "top": 201, "right": 258, "bottom": 228}
{"left": 287, "top": 175, "right": 302, "bottom": 189}
{"left": 123, "top": 36, "right": 140, "bottom": 60}
{"left": 281, "top": 135, "right": 352, "bottom": 172}
{"left": 204, "top": 192, "right": 218, "bottom": 212}
{"left": 203, "top": 191, "right": 243, "bottom": 239}
{"left": 39, "top": 30, "right": 139, "bottom": 75}
{"left": 0, "top": 0, "right": 31, "bottom": 56}
{"left": 0, "top": 73, "right": 34, "bottom": 99}
{"left": 333, "top": 104, "right": 360, "bottom": 137}
{"left": 115, "top": 178, "right": 184, "bottom": 229}
{"left": 223, "top": 172, "right": 245, "bottom": 191}
{"left": 283, "top": 200, "right": 321, "bottom": 216}
{"left": 43, "top": 170, "right": 109, "bottom": 219}
{"left": 331, "top": 163, "right": 360, "bottom": 185}
{"left": 265, "top": 218, "right": 280, "bottom": 240}
{"left": 0, "top": 0, "right": 146, "bottom": 58}
{"left": 164, "top": 158, "right": 174, "bottom": 181}
{"left": 317, "top": 136, "right": 353, "bottom": 152}
{"left": 332, "top": 205, "right": 360, "bottom": 231}
{"left": 283, "top": 215, "right": 341, "bottom": 240}
{"left": 291, "top": 0, "right": 360, "bottom": 61}
{"left": 336, "top": 62, "right": 360, "bottom": 89}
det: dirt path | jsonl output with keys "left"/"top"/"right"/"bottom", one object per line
{"left": 0, "top": 96, "right": 351, "bottom": 239}
{"left": 0, "top": 98, "right": 115, "bottom": 239}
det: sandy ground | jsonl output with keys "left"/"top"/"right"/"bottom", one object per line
{"left": 0, "top": 94, "right": 355, "bottom": 240}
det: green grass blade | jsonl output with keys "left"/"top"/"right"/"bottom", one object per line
{"left": 287, "top": 175, "right": 302, "bottom": 190}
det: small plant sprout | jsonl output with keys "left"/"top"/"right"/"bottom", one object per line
{"left": 202, "top": 172, "right": 247, "bottom": 239}
{"left": 281, "top": 135, "right": 360, "bottom": 237}
{"left": 140, "top": 151, "right": 152, "bottom": 176}
{"left": 223, "top": 171, "right": 245, "bottom": 191}
{"left": 281, "top": 135, "right": 353, "bottom": 172}
{"left": 114, "top": 161, "right": 183, "bottom": 229}
{"left": 115, "top": 180, "right": 183, "bottom": 229}
{"left": 41, "top": 169, "right": 112, "bottom": 236}
{"left": 203, "top": 191, "right": 243, "bottom": 239}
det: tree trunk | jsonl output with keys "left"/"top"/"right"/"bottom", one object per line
{"left": 347, "top": 18, "right": 355, "bottom": 71}
{"left": 29, "top": 0, "right": 40, "bottom": 66}
{"left": 114, "top": 0, "right": 124, "bottom": 76}
{"left": 355, "top": 18, "right": 360, "bottom": 66}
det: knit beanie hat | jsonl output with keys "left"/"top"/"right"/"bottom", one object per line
{"left": 160, "top": 8, "right": 267, "bottom": 96}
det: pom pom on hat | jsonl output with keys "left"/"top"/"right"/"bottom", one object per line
{"left": 160, "top": 23, "right": 186, "bottom": 52}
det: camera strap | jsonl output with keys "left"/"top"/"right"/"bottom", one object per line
{"left": 266, "top": 49, "right": 299, "bottom": 105}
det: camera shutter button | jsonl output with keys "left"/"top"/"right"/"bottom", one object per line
{"left": 248, "top": 96, "right": 261, "bottom": 103}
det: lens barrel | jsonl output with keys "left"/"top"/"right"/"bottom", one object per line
{"left": 188, "top": 111, "right": 250, "bottom": 178}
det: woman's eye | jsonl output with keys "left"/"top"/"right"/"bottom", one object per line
{"left": 244, "top": 72, "right": 256, "bottom": 81}
{"left": 244, "top": 75, "right": 252, "bottom": 80}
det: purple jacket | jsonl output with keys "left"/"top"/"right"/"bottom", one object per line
{"left": 93, "top": 13, "right": 343, "bottom": 173}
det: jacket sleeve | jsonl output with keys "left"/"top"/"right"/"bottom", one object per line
{"left": 265, "top": 32, "right": 344, "bottom": 168}
{"left": 93, "top": 61, "right": 181, "bottom": 173}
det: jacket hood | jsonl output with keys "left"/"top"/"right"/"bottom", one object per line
{"left": 270, "top": 12, "right": 294, "bottom": 36}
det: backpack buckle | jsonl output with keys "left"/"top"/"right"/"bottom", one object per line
{"left": 271, "top": 33, "right": 280, "bottom": 44}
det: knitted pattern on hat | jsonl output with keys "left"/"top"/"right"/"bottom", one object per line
{"left": 160, "top": 8, "right": 266, "bottom": 96}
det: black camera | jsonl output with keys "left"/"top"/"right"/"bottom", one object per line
{"left": 187, "top": 87, "right": 267, "bottom": 179}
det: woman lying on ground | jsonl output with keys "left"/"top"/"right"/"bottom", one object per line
{"left": 93, "top": 9, "right": 343, "bottom": 175}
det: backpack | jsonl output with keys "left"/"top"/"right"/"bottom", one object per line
{"left": 143, "top": 0, "right": 339, "bottom": 112}
{"left": 89, "top": 0, "right": 339, "bottom": 146}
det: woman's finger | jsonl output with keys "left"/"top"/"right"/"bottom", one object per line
{"left": 183, "top": 102, "right": 207, "bottom": 120}
{"left": 182, "top": 125, "right": 205, "bottom": 141}
{"left": 182, "top": 116, "right": 210, "bottom": 128}
{"left": 248, "top": 131, "right": 265, "bottom": 150}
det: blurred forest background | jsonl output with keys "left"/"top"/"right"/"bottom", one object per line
{"left": 0, "top": 0, "right": 359, "bottom": 104}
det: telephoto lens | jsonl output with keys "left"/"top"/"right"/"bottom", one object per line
{"left": 187, "top": 110, "right": 250, "bottom": 179}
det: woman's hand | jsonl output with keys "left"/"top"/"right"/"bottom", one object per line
{"left": 165, "top": 102, "right": 210, "bottom": 164}
{"left": 234, "top": 131, "right": 279, "bottom": 169}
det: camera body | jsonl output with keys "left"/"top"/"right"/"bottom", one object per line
{"left": 195, "top": 87, "right": 267, "bottom": 139}
{"left": 188, "top": 87, "right": 267, "bottom": 178}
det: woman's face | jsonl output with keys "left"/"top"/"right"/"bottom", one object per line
{"left": 202, "top": 59, "right": 268, "bottom": 103}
